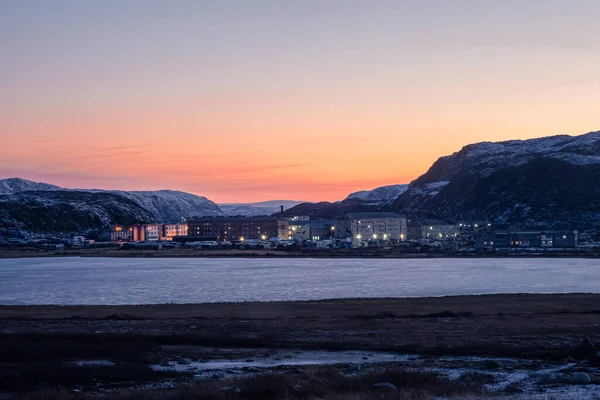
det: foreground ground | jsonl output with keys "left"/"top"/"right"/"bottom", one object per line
{"left": 1, "top": 294, "right": 600, "bottom": 399}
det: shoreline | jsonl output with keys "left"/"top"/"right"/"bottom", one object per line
{"left": 2, "top": 247, "right": 599, "bottom": 259}
{"left": 2, "top": 292, "right": 600, "bottom": 317}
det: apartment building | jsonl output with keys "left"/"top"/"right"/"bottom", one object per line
{"left": 187, "top": 216, "right": 290, "bottom": 241}
{"left": 475, "top": 230, "right": 578, "bottom": 249}
{"left": 335, "top": 212, "right": 407, "bottom": 241}
{"left": 408, "top": 219, "right": 458, "bottom": 240}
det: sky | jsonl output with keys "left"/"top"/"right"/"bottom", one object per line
{"left": 1, "top": 0, "right": 600, "bottom": 203}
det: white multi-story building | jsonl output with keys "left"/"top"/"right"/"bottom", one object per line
{"left": 144, "top": 224, "right": 162, "bottom": 241}
{"left": 162, "top": 223, "right": 188, "bottom": 240}
{"left": 335, "top": 213, "right": 407, "bottom": 241}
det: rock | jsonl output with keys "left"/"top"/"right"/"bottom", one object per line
{"left": 569, "top": 372, "right": 591, "bottom": 385}
{"left": 579, "top": 337, "right": 597, "bottom": 354}
{"left": 482, "top": 360, "right": 501, "bottom": 370}
{"left": 372, "top": 382, "right": 397, "bottom": 390}
{"left": 591, "top": 351, "right": 600, "bottom": 366}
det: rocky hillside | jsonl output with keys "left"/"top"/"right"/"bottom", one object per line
{"left": 0, "top": 178, "right": 61, "bottom": 195}
{"left": 219, "top": 200, "right": 304, "bottom": 216}
{"left": 0, "top": 191, "right": 155, "bottom": 234}
{"left": 345, "top": 184, "right": 409, "bottom": 204}
{"left": 273, "top": 186, "right": 407, "bottom": 218}
{"left": 276, "top": 199, "right": 379, "bottom": 219}
{"left": 390, "top": 130, "right": 600, "bottom": 228}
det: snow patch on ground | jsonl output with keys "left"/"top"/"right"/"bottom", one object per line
{"left": 153, "top": 350, "right": 415, "bottom": 373}
{"left": 73, "top": 360, "right": 116, "bottom": 367}
{"left": 152, "top": 349, "right": 600, "bottom": 398}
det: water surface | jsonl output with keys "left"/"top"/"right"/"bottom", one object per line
{"left": 0, "top": 257, "right": 599, "bottom": 305}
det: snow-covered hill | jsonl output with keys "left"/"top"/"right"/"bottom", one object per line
{"left": 0, "top": 178, "right": 61, "bottom": 195}
{"left": 391, "top": 130, "right": 600, "bottom": 227}
{"left": 345, "top": 184, "right": 409, "bottom": 204}
{"left": 109, "top": 190, "right": 222, "bottom": 222}
{"left": 0, "top": 178, "right": 224, "bottom": 225}
{"left": 0, "top": 190, "right": 155, "bottom": 234}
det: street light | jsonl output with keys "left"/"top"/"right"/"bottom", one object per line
{"left": 240, "top": 237, "right": 245, "bottom": 242}
{"left": 373, "top": 234, "right": 378, "bottom": 239}
{"left": 356, "top": 234, "right": 362, "bottom": 239}
{"left": 261, "top": 235, "right": 267, "bottom": 241}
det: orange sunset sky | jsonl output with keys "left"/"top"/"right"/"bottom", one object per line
{"left": 1, "top": 1, "right": 599, "bottom": 203}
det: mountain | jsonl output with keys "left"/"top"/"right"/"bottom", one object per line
{"left": 0, "top": 178, "right": 223, "bottom": 223}
{"left": 345, "top": 184, "right": 409, "bottom": 204}
{"left": 390, "top": 130, "right": 600, "bottom": 228}
{"left": 273, "top": 185, "right": 408, "bottom": 219}
{"left": 0, "top": 178, "right": 61, "bottom": 195}
{"left": 0, "top": 191, "right": 155, "bottom": 234}
{"left": 219, "top": 200, "right": 304, "bottom": 216}
{"left": 276, "top": 198, "right": 379, "bottom": 219}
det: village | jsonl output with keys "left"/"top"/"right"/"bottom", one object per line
{"left": 1, "top": 210, "right": 592, "bottom": 255}
{"left": 94, "top": 212, "right": 585, "bottom": 253}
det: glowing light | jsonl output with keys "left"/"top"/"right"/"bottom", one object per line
{"left": 356, "top": 234, "right": 362, "bottom": 239}
{"left": 261, "top": 235, "right": 267, "bottom": 240}
{"left": 373, "top": 234, "right": 378, "bottom": 239}
{"left": 240, "top": 237, "right": 245, "bottom": 242}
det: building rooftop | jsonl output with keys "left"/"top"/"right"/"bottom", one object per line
{"left": 345, "top": 212, "right": 404, "bottom": 220}
{"left": 298, "top": 220, "right": 334, "bottom": 228}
